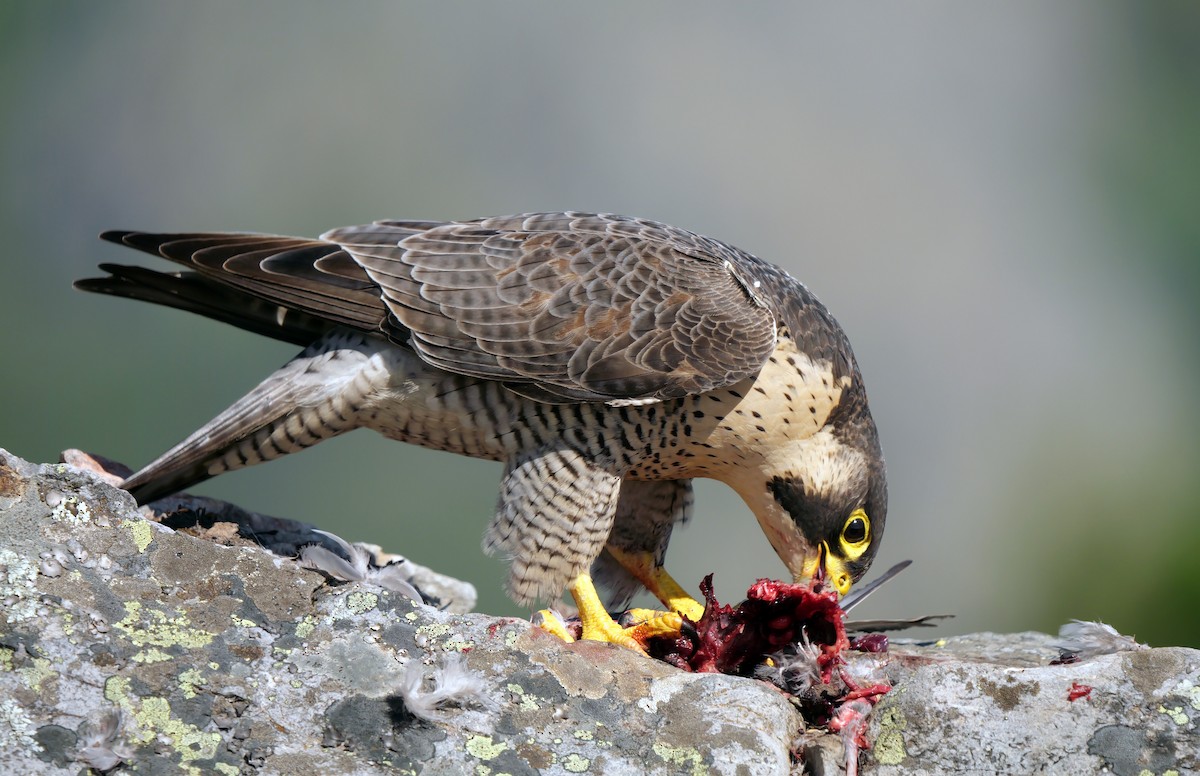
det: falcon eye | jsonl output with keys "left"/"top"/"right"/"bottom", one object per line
{"left": 840, "top": 509, "right": 870, "bottom": 552}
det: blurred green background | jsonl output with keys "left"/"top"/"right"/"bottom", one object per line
{"left": 2, "top": 3, "right": 1197, "bottom": 646}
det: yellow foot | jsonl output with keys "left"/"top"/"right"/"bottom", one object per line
{"left": 579, "top": 612, "right": 648, "bottom": 653}
{"left": 660, "top": 593, "right": 705, "bottom": 624}
{"left": 533, "top": 609, "right": 575, "bottom": 642}
{"left": 536, "top": 602, "right": 686, "bottom": 653}
{"left": 572, "top": 574, "right": 652, "bottom": 653}
{"left": 538, "top": 574, "right": 693, "bottom": 654}
{"left": 535, "top": 573, "right": 702, "bottom": 654}
{"left": 605, "top": 548, "right": 707, "bottom": 623}
{"left": 622, "top": 608, "right": 687, "bottom": 641}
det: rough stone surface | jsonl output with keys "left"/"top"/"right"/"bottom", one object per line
{"left": 857, "top": 633, "right": 1200, "bottom": 775}
{"left": 2, "top": 447, "right": 1197, "bottom": 775}
{"left": 0, "top": 450, "right": 800, "bottom": 775}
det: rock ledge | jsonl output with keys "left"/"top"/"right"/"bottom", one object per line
{"left": 1, "top": 448, "right": 1196, "bottom": 775}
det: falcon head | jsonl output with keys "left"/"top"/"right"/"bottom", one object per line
{"left": 761, "top": 421, "right": 887, "bottom": 597}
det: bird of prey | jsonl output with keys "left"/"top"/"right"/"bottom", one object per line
{"left": 78, "top": 212, "right": 887, "bottom": 650}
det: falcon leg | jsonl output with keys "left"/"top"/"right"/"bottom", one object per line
{"left": 590, "top": 479, "right": 702, "bottom": 635}
{"left": 605, "top": 547, "right": 705, "bottom": 623}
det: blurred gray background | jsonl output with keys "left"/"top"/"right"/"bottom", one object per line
{"left": 2, "top": 3, "right": 1197, "bottom": 646}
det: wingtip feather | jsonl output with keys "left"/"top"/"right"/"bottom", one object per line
{"left": 99, "top": 230, "right": 137, "bottom": 245}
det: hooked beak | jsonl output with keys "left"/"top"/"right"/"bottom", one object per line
{"left": 798, "top": 542, "right": 853, "bottom": 597}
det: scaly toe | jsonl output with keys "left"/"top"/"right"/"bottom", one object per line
{"left": 666, "top": 596, "right": 705, "bottom": 624}
{"left": 533, "top": 608, "right": 575, "bottom": 642}
{"left": 579, "top": 614, "right": 649, "bottom": 654}
{"left": 625, "top": 611, "right": 684, "bottom": 642}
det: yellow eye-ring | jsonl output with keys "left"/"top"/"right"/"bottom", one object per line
{"left": 840, "top": 509, "right": 870, "bottom": 556}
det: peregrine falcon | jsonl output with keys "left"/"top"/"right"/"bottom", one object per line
{"left": 78, "top": 212, "right": 887, "bottom": 650}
